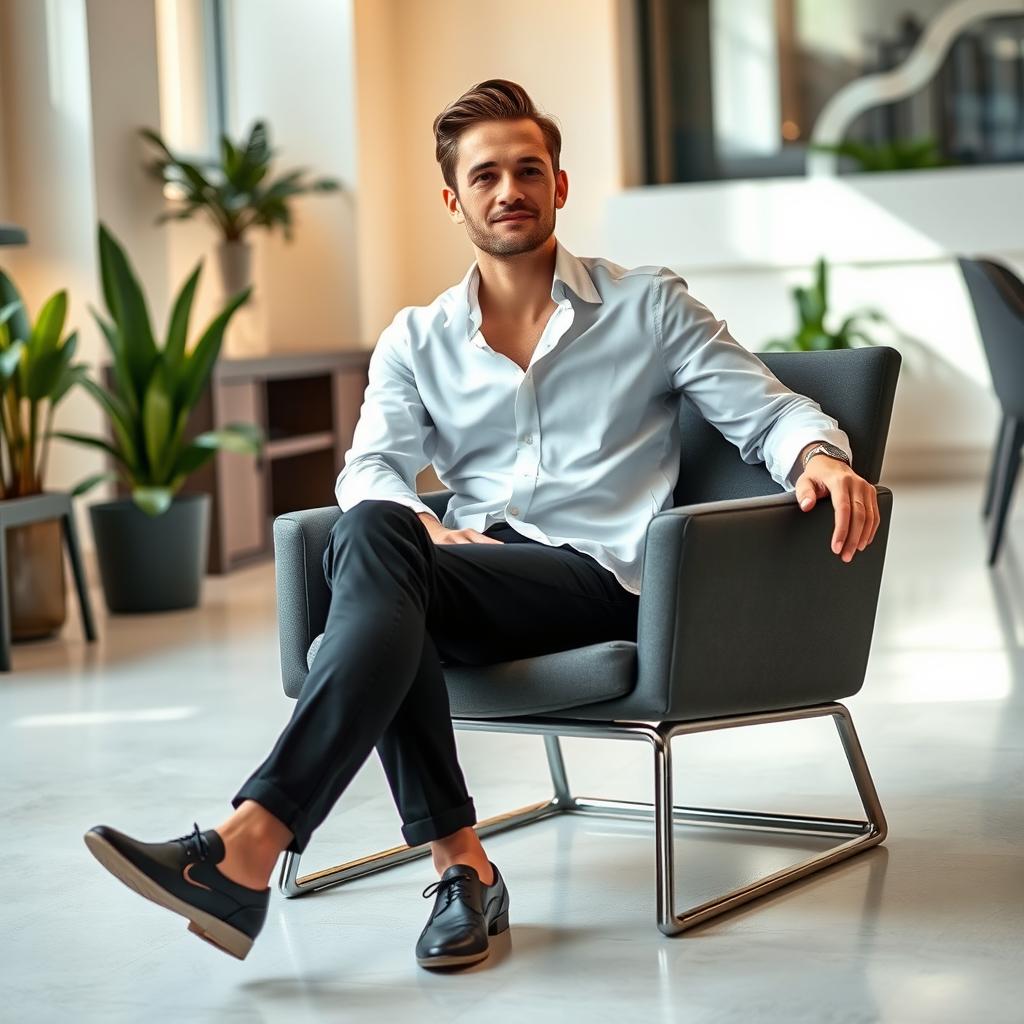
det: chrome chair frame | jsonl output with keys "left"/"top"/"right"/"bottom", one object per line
{"left": 278, "top": 700, "right": 886, "bottom": 935}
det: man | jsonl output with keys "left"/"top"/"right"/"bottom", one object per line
{"left": 84, "top": 80, "right": 880, "bottom": 970}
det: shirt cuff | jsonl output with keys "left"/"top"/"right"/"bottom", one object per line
{"left": 337, "top": 491, "right": 441, "bottom": 522}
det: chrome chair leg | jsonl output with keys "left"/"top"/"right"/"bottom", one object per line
{"left": 279, "top": 734, "right": 572, "bottom": 898}
{"left": 648, "top": 703, "right": 886, "bottom": 934}
{"left": 279, "top": 703, "right": 887, "bottom": 935}
{"left": 543, "top": 734, "right": 573, "bottom": 805}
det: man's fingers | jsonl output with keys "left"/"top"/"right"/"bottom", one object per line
{"left": 830, "top": 486, "right": 851, "bottom": 555}
{"left": 842, "top": 498, "right": 868, "bottom": 561}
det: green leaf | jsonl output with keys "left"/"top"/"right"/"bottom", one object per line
{"left": 71, "top": 471, "right": 120, "bottom": 497}
{"left": 0, "top": 300, "right": 23, "bottom": 330}
{"left": 51, "top": 430, "right": 130, "bottom": 466}
{"left": 192, "top": 423, "right": 263, "bottom": 455}
{"left": 177, "top": 286, "right": 252, "bottom": 412}
{"left": 79, "top": 376, "right": 141, "bottom": 471}
{"left": 0, "top": 338, "right": 24, "bottom": 380}
{"left": 51, "top": 363, "right": 89, "bottom": 407}
{"left": 132, "top": 486, "right": 174, "bottom": 516}
{"left": 97, "top": 223, "right": 158, "bottom": 405}
{"left": 168, "top": 442, "right": 217, "bottom": 486}
{"left": 89, "top": 306, "right": 138, "bottom": 416}
{"left": 0, "top": 269, "right": 31, "bottom": 343}
{"left": 164, "top": 261, "right": 203, "bottom": 375}
{"left": 30, "top": 290, "right": 67, "bottom": 355}
{"left": 142, "top": 365, "right": 174, "bottom": 482}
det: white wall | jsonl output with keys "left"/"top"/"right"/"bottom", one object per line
{"left": 606, "top": 167, "right": 1024, "bottom": 477}
{"left": 381, "top": 0, "right": 626, "bottom": 312}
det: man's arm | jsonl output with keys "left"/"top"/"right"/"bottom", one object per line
{"left": 337, "top": 314, "right": 502, "bottom": 546}
{"left": 652, "top": 269, "right": 878, "bottom": 562}
{"left": 335, "top": 313, "right": 442, "bottom": 522}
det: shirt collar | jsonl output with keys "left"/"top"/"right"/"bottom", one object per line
{"left": 442, "top": 238, "right": 602, "bottom": 330}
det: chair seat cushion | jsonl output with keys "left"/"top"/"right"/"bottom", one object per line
{"left": 305, "top": 635, "right": 638, "bottom": 718}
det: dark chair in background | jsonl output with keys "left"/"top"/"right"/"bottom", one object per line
{"left": 958, "top": 257, "right": 1024, "bottom": 566}
{"left": 272, "top": 346, "right": 900, "bottom": 934}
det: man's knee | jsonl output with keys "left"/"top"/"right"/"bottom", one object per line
{"left": 326, "top": 500, "right": 424, "bottom": 561}
{"left": 333, "top": 499, "right": 418, "bottom": 537}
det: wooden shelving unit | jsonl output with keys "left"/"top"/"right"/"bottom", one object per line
{"left": 106, "top": 350, "right": 371, "bottom": 574}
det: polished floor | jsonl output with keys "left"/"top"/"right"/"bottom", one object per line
{"left": 4, "top": 480, "right": 1023, "bottom": 1023}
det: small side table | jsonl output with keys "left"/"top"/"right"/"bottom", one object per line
{"left": 0, "top": 492, "right": 98, "bottom": 671}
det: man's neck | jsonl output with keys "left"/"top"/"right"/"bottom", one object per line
{"left": 476, "top": 237, "right": 558, "bottom": 322}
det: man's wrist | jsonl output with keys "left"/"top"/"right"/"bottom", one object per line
{"left": 800, "top": 440, "right": 851, "bottom": 471}
{"left": 416, "top": 511, "right": 443, "bottom": 535}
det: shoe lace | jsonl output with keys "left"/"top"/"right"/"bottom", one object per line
{"left": 175, "top": 821, "right": 211, "bottom": 861}
{"left": 422, "top": 872, "right": 475, "bottom": 907}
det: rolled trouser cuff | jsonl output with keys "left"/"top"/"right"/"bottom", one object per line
{"left": 400, "top": 797, "right": 478, "bottom": 847}
{"left": 231, "top": 780, "right": 313, "bottom": 855}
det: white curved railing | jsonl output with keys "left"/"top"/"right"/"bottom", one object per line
{"left": 807, "top": 0, "right": 1024, "bottom": 176}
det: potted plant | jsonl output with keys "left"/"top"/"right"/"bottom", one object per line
{"left": 58, "top": 224, "right": 262, "bottom": 613}
{"left": 139, "top": 120, "right": 340, "bottom": 321}
{"left": 762, "top": 257, "right": 888, "bottom": 352}
{"left": 0, "top": 272, "right": 86, "bottom": 638}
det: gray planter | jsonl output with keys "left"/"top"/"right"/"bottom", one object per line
{"left": 89, "top": 495, "right": 210, "bottom": 613}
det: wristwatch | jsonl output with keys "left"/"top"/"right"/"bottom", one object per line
{"left": 802, "top": 441, "right": 851, "bottom": 470}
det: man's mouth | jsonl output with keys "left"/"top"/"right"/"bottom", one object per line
{"left": 494, "top": 213, "right": 534, "bottom": 222}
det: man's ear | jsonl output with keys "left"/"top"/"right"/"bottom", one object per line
{"left": 442, "top": 186, "right": 463, "bottom": 224}
{"left": 554, "top": 169, "right": 569, "bottom": 211}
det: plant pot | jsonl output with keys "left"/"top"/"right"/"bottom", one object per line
{"left": 215, "top": 239, "right": 267, "bottom": 358}
{"left": 89, "top": 494, "right": 210, "bottom": 613}
{"left": 5, "top": 518, "right": 66, "bottom": 640}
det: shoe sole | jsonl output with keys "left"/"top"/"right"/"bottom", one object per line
{"left": 416, "top": 908, "right": 510, "bottom": 969}
{"left": 83, "top": 831, "right": 254, "bottom": 961}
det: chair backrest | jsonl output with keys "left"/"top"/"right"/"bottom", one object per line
{"left": 958, "top": 257, "right": 1024, "bottom": 418}
{"left": 672, "top": 346, "right": 902, "bottom": 507}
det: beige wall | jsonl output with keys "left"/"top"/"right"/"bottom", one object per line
{"left": 351, "top": 0, "right": 632, "bottom": 343}
{"left": 368, "top": 0, "right": 627, "bottom": 324}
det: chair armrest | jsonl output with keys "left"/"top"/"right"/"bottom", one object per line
{"left": 273, "top": 506, "right": 342, "bottom": 697}
{"left": 635, "top": 486, "right": 893, "bottom": 720}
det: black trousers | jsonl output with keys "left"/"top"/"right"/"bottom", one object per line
{"left": 232, "top": 499, "right": 640, "bottom": 854}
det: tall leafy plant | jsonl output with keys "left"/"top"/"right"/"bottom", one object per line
{"left": 0, "top": 272, "right": 87, "bottom": 498}
{"left": 58, "top": 224, "right": 262, "bottom": 515}
{"left": 140, "top": 120, "right": 340, "bottom": 242}
{"left": 763, "top": 258, "right": 886, "bottom": 353}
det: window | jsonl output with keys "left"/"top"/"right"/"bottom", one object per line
{"left": 636, "top": 0, "right": 1024, "bottom": 182}
{"left": 154, "top": 0, "right": 227, "bottom": 161}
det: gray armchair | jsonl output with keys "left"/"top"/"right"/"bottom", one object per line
{"left": 272, "top": 346, "right": 900, "bottom": 934}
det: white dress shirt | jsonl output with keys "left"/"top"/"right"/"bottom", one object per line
{"left": 335, "top": 240, "right": 851, "bottom": 595}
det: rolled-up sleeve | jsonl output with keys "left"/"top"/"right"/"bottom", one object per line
{"left": 334, "top": 312, "right": 441, "bottom": 521}
{"left": 652, "top": 268, "right": 852, "bottom": 490}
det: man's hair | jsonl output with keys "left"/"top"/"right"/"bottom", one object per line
{"left": 432, "top": 79, "right": 562, "bottom": 196}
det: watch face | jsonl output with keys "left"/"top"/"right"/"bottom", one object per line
{"left": 820, "top": 443, "right": 849, "bottom": 462}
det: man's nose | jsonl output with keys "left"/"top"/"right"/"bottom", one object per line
{"left": 496, "top": 175, "right": 526, "bottom": 203}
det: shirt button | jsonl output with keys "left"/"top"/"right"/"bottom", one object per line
{"left": 524, "top": 434, "right": 534, "bottom": 445}
{"left": 508, "top": 506, "right": 520, "bottom": 517}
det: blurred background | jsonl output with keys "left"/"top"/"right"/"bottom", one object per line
{"left": 1, "top": 0, "right": 1021, "bottom": 516}
{"left": 1, "top": 4, "right": 1023, "bottom": 1020}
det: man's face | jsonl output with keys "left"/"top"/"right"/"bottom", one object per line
{"left": 443, "top": 118, "right": 568, "bottom": 258}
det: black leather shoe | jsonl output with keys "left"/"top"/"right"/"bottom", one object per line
{"left": 83, "top": 822, "right": 270, "bottom": 960}
{"left": 415, "top": 862, "right": 510, "bottom": 969}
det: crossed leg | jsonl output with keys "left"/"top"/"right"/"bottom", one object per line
{"left": 215, "top": 500, "right": 639, "bottom": 890}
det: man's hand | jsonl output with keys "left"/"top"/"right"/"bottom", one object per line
{"left": 417, "top": 512, "right": 505, "bottom": 545}
{"left": 794, "top": 449, "right": 880, "bottom": 563}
